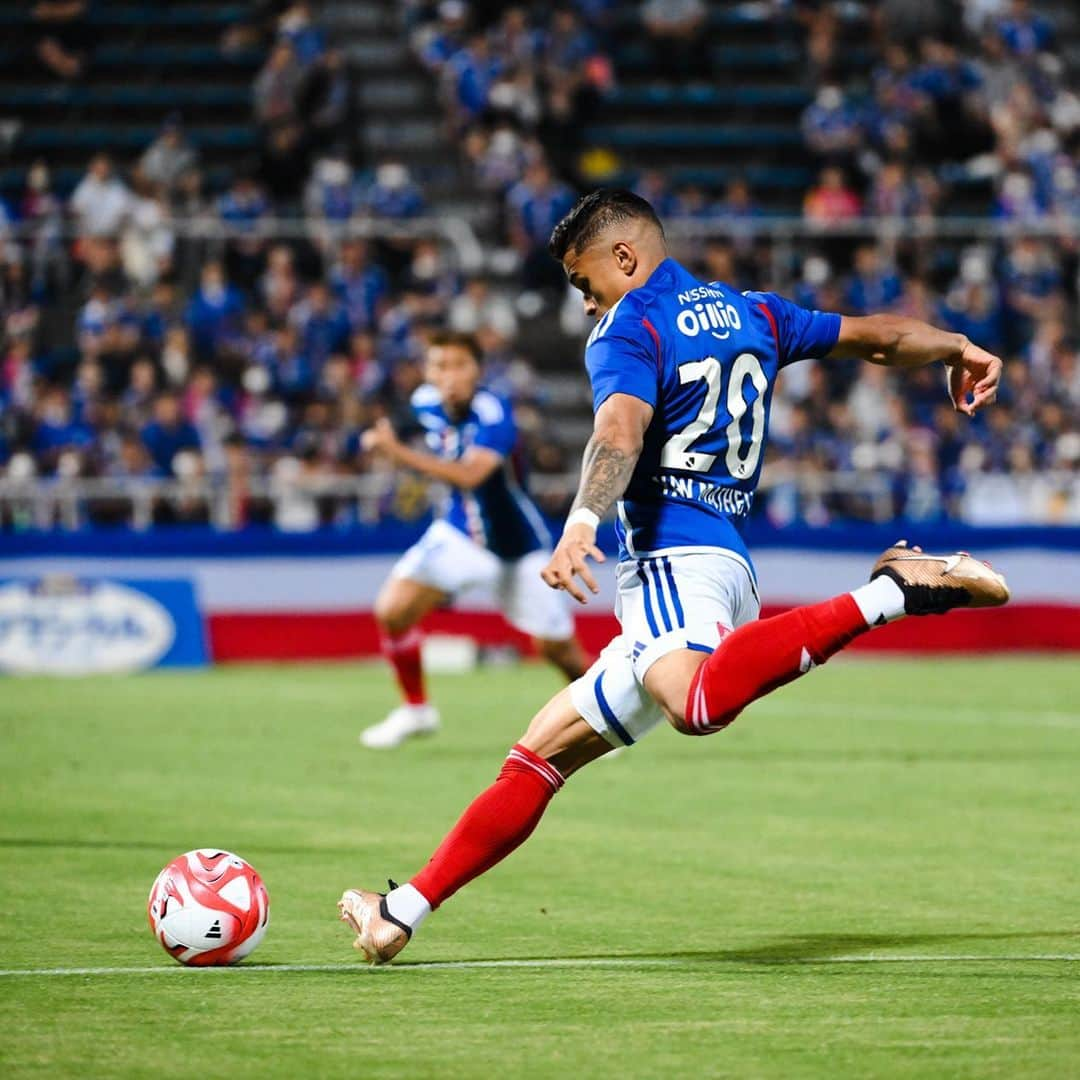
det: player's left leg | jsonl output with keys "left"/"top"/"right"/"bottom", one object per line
{"left": 338, "top": 628, "right": 666, "bottom": 963}
{"left": 338, "top": 685, "right": 615, "bottom": 964}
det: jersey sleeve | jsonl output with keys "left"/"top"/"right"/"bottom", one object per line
{"left": 585, "top": 320, "right": 660, "bottom": 411}
{"left": 471, "top": 393, "right": 516, "bottom": 458}
{"left": 749, "top": 291, "right": 842, "bottom": 367}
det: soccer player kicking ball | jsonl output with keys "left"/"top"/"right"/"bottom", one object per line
{"left": 359, "top": 330, "right": 588, "bottom": 748}
{"left": 340, "top": 190, "right": 1009, "bottom": 957}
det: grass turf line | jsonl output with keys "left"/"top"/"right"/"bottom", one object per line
{"left": 1, "top": 658, "right": 1079, "bottom": 1078}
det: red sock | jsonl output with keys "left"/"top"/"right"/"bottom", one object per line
{"left": 382, "top": 628, "right": 426, "bottom": 706}
{"left": 411, "top": 744, "right": 563, "bottom": 909}
{"left": 685, "top": 594, "right": 868, "bottom": 735}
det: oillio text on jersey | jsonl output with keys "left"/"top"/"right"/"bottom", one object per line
{"left": 674, "top": 297, "right": 743, "bottom": 342}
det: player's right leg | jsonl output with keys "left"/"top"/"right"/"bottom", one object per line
{"left": 338, "top": 684, "right": 616, "bottom": 963}
{"left": 647, "top": 542, "right": 1009, "bottom": 735}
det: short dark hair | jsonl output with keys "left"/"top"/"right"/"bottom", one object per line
{"left": 547, "top": 188, "right": 664, "bottom": 261}
{"left": 428, "top": 329, "right": 482, "bottom": 363}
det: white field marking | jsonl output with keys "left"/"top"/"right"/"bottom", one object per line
{"left": 747, "top": 700, "right": 1080, "bottom": 731}
{"left": 2, "top": 955, "right": 1079, "bottom": 977}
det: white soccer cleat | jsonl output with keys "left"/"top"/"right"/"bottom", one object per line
{"left": 360, "top": 704, "right": 440, "bottom": 749}
{"left": 871, "top": 540, "right": 1010, "bottom": 615}
{"left": 337, "top": 886, "right": 411, "bottom": 965}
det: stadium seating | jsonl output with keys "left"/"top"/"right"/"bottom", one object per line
{"left": 1, "top": 0, "right": 1078, "bottom": 533}
{"left": 0, "top": 1, "right": 262, "bottom": 190}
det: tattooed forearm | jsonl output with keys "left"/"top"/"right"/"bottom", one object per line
{"left": 571, "top": 434, "right": 640, "bottom": 519}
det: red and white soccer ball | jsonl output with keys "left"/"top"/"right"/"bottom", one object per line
{"left": 147, "top": 849, "right": 270, "bottom": 966}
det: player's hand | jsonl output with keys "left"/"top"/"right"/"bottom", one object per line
{"left": 541, "top": 524, "right": 606, "bottom": 605}
{"left": 361, "top": 418, "right": 399, "bottom": 455}
{"left": 947, "top": 341, "right": 1002, "bottom": 418}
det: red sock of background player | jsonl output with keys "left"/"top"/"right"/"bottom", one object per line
{"left": 684, "top": 577, "right": 906, "bottom": 734}
{"left": 381, "top": 628, "right": 427, "bottom": 706}
{"left": 383, "top": 744, "right": 563, "bottom": 929}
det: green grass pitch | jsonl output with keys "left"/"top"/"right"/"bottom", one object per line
{"left": 2, "top": 657, "right": 1079, "bottom": 1078}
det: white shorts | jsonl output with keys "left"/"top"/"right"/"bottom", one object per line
{"left": 391, "top": 519, "right": 574, "bottom": 641}
{"left": 569, "top": 549, "right": 760, "bottom": 748}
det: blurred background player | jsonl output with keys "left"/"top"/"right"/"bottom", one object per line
{"left": 359, "top": 330, "right": 588, "bottom": 749}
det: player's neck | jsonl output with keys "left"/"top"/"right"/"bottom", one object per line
{"left": 628, "top": 251, "right": 668, "bottom": 292}
{"left": 443, "top": 398, "right": 472, "bottom": 422}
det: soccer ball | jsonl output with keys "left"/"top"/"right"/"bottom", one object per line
{"left": 147, "top": 849, "right": 270, "bottom": 966}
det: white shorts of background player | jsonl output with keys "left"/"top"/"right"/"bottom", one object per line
{"left": 392, "top": 519, "right": 575, "bottom": 641}
{"left": 571, "top": 548, "right": 761, "bottom": 748}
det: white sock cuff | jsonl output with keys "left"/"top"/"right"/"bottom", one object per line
{"left": 850, "top": 576, "right": 906, "bottom": 627}
{"left": 385, "top": 883, "right": 432, "bottom": 932}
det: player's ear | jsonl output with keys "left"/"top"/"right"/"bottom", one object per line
{"left": 612, "top": 241, "right": 637, "bottom": 277}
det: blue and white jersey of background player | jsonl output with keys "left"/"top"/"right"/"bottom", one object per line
{"left": 585, "top": 257, "right": 841, "bottom": 577}
{"left": 410, "top": 383, "right": 551, "bottom": 561}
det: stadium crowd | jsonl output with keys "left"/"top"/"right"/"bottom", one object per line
{"left": 0, "top": 0, "right": 1077, "bottom": 528}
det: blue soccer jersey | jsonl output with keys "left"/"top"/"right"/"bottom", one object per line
{"left": 585, "top": 258, "right": 841, "bottom": 571}
{"left": 411, "top": 384, "right": 551, "bottom": 561}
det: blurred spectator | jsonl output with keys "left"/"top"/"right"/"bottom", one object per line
{"left": 258, "top": 121, "right": 313, "bottom": 207}
{"left": 445, "top": 32, "right": 504, "bottom": 126}
{"left": 77, "top": 283, "right": 139, "bottom": 368}
{"left": 121, "top": 178, "right": 174, "bottom": 289}
{"left": 305, "top": 155, "right": 357, "bottom": 237}
{"left": 995, "top": 0, "right": 1053, "bottom": 58}
{"left": 278, "top": 1, "right": 325, "bottom": 66}
{"left": 268, "top": 323, "right": 315, "bottom": 399}
{"left": 70, "top": 155, "right": 132, "bottom": 238}
{"left": 640, "top": 0, "right": 708, "bottom": 81}
{"left": 449, "top": 277, "right": 518, "bottom": 339}
{"left": 464, "top": 123, "right": 534, "bottom": 194}
{"left": 32, "top": 386, "right": 93, "bottom": 474}
{"left": 363, "top": 162, "right": 426, "bottom": 220}
{"left": 219, "top": 174, "right": 271, "bottom": 291}
{"left": 104, "top": 431, "right": 162, "bottom": 480}
{"left": 140, "top": 391, "right": 201, "bottom": 475}
{"left": 415, "top": 1, "right": 470, "bottom": 71}
{"left": 844, "top": 245, "right": 904, "bottom": 315}
{"left": 942, "top": 256, "right": 1007, "bottom": 356}
{"left": 330, "top": 240, "right": 389, "bottom": 333}
{"left": 138, "top": 117, "right": 199, "bottom": 197}
{"left": 19, "top": 161, "right": 62, "bottom": 287}
{"left": 801, "top": 84, "right": 863, "bottom": 162}
{"left": 290, "top": 281, "right": 350, "bottom": 370}
{"left": 506, "top": 158, "right": 576, "bottom": 292}
{"left": 803, "top": 166, "right": 862, "bottom": 225}
{"left": 671, "top": 183, "right": 715, "bottom": 222}
{"left": 994, "top": 169, "right": 1044, "bottom": 222}
{"left": 260, "top": 244, "right": 300, "bottom": 322}
{"left": 868, "top": 161, "right": 940, "bottom": 219}
{"left": 300, "top": 47, "right": 353, "bottom": 152}
{"left": 184, "top": 262, "right": 245, "bottom": 363}
{"left": 633, "top": 170, "right": 677, "bottom": 217}
{"left": 544, "top": 8, "right": 599, "bottom": 87}
{"left": 253, "top": 40, "right": 303, "bottom": 127}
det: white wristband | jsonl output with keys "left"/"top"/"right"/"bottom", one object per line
{"left": 563, "top": 508, "right": 600, "bottom": 534}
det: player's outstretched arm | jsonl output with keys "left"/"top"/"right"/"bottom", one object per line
{"left": 362, "top": 418, "right": 502, "bottom": 489}
{"left": 828, "top": 314, "right": 1003, "bottom": 417}
{"left": 541, "top": 392, "right": 653, "bottom": 604}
